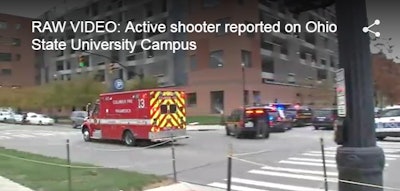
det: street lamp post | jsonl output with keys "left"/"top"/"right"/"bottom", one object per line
{"left": 335, "top": 0, "right": 385, "bottom": 190}
{"left": 241, "top": 63, "right": 246, "bottom": 110}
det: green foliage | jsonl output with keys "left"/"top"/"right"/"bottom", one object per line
{"left": 0, "top": 76, "right": 107, "bottom": 111}
{"left": 126, "top": 76, "right": 159, "bottom": 91}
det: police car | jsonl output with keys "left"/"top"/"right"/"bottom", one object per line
{"left": 375, "top": 105, "right": 400, "bottom": 141}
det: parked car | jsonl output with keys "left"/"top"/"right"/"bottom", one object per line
{"left": 375, "top": 106, "right": 400, "bottom": 141}
{"left": 285, "top": 107, "right": 313, "bottom": 127}
{"left": 0, "top": 111, "right": 13, "bottom": 122}
{"left": 312, "top": 108, "right": 338, "bottom": 130}
{"left": 4, "top": 113, "right": 23, "bottom": 124}
{"left": 268, "top": 109, "right": 292, "bottom": 132}
{"left": 26, "top": 114, "right": 55, "bottom": 125}
{"left": 70, "top": 111, "right": 88, "bottom": 128}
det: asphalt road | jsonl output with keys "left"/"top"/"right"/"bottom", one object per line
{"left": 0, "top": 123, "right": 400, "bottom": 191}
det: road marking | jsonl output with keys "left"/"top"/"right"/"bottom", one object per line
{"left": 249, "top": 170, "right": 338, "bottom": 182}
{"left": 324, "top": 147, "right": 400, "bottom": 153}
{"left": 260, "top": 166, "right": 338, "bottom": 176}
{"left": 378, "top": 142, "right": 400, "bottom": 146}
{"left": 0, "top": 135, "right": 11, "bottom": 139}
{"left": 31, "top": 132, "right": 54, "bottom": 136}
{"left": 279, "top": 160, "right": 337, "bottom": 167}
{"left": 229, "top": 177, "right": 335, "bottom": 191}
{"left": 11, "top": 134, "right": 35, "bottom": 138}
{"left": 308, "top": 151, "right": 400, "bottom": 158}
{"left": 208, "top": 182, "right": 267, "bottom": 191}
{"left": 303, "top": 153, "right": 336, "bottom": 157}
{"left": 288, "top": 157, "right": 336, "bottom": 163}
{"left": 301, "top": 153, "right": 396, "bottom": 160}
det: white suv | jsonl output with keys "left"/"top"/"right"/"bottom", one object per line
{"left": 0, "top": 112, "right": 13, "bottom": 122}
{"left": 375, "top": 106, "right": 400, "bottom": 141}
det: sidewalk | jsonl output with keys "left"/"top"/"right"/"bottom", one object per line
{"left": 0, "top": 176, "right": 223, "bottom": 191}
{"left": 186, "top": 125, "right": 224, "bottom": 131}
{"left": 0, "top": 176, "right": 34, "bottom": 191}
{"left": 145, "top": 182, "right": 224, "bottom": 191}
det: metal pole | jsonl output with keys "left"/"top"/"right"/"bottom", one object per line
{"left": 320, "top": 138, "right": 328, "bottom": 191}
{"left": 335, "top": 0, "right": 385, "bottom": 190}
{"left": 241, "top": 64, "right": 246, "bottom": 109}
{"left": 171, "top": 134, "right": 177, "bottom": 183}
{"left": 66, "top": 139, "right": 72, "bottom": 191}
{"left": 227, "top": 143, "right": 232, "bottom": 191}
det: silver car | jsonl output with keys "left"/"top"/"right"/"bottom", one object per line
{"left": 70, "top": 111, "right": 88, "bottom": 128}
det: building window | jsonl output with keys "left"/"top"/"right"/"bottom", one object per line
{"left": 210, "top": 91, "right": 224, "bottom": 114}
{"left": 11, "top": 38, "right": 21, "bottom": 46}
{"left": 0, "top": 53, "right": 12, "bottom": 61}
{"left": 317, "top": 68, "right": 327, "bottom": 80}
{"left": 15, "top": 54, "right": 21, "bottom": 61}
{"left": 190, "top": 55, "right": 197, "bottom": 71}
{"left": 241, "top": 50, "right": 252, "bottom": 67}
{"left": 145, "top": 2, "right": 153, "bottom": 17}
{"left": 321, "top": 59, "right": 327, "bottom": 67}
{"left": 287, "top": 73, "right": 296, "bottom": 84}
{"left": 252, "top": 91, "right": 261, "bottom": 105}
{"left": 203, "top": 0, "right": 220, "bottom": 8}
{"left": 261, "top": 59, "right": 274, "bottom": 73}
{"left": 0, "top": 21, "right": 7, "bottom": 29}
{"left": 244, "top": 90, "right": 249, "bottom": 105}
{"left": 330, "top": 56, "right": 336, "bottom": 67}
{"left": 187, "top": 93, "right": 197, "bottom": 107}
{"left": 15, "top": 23, "right": 21, "bottom": 30}
{"left": 56, "top": 61, "right": 64, "bottom": 71}
{"left": 209, "top": 50, "right": 224, "bottom": 68}
{"left": 216, "top": 17, "right": 230, "bottom": 36}
{"left": 1, "top": 69, "right": 12, "bottom": 75}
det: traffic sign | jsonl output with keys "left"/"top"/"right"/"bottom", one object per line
{"left": 336, "top": 68, "right": 346, "bottom": 117}
{"left": 113, "top": 78, "right": 125, "bottom": 91}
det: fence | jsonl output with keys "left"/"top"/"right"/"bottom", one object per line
{"left": 1, "top": 136, "right": 400, "bottom": 191}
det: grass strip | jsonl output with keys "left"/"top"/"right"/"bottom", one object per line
{"left": 0, "top": 147, "right": 168, "bottom": 191}
{"left": 187, "top": 116, "right": 223, "bottom": 125}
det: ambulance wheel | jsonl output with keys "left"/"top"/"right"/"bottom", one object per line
{"left": 225, "top": 126, "right": 230, "bottom": 136}
{"left": 123, "top": 131, "right": 136, "bottom": 146}
{"left": 82, "top": 127, "right": 91, "bottom": 142}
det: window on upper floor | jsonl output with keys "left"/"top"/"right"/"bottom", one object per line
{"left": 209, "top": 50, "right": 224, "bottom": 68}
{"left": 15, "top": 23, "right": 21, "bottom": 30}
{"left": 216, "top": 17, "right": 230, "bottom": 36}
{"left": 0, "top": 21, "right": 7, "bottom": 29}
{"left": 0, "top": 53, "right": 12, "bottom": 61}
{"left": 1, "top": 69, "right": 12, "bottom": 75}
{"left": 203, "top": 0, "right": 220, "bottom": 8}
{"left": 241, "top": 50, "right": 252, "bottom": 68}
{"left": 262, "top": 59, "right": 274, "bottom": 73}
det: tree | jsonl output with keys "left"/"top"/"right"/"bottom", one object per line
{"left": 372, "top": 53, "right": 400, "bottom": 105}
{"left": 126, "top": 76, "right": 159, "bottom": 91}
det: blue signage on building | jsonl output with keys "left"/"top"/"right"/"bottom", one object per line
{"left": 113, "top": 78, "right": 125, "bottom": 91}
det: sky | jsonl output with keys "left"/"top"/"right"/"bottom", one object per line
{"left": 0, "top": 0, "right": 398, "bottom": 63}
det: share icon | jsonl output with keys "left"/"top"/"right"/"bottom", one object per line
{"left": 362, "top": 19, "right": 380, "bottom": 37}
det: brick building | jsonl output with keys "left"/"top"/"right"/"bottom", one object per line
{"left": 38, "top": 0, "right": 338, "bottom": 115}
{"left": 0, "top": 13, "right": 39, "bottom": 87}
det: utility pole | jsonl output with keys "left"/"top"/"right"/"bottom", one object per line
{"left": 335, "top": 0, "right": 385, "bottom": 191}
{"left": 241, "top": 63, "right": 246, "bottom": 111}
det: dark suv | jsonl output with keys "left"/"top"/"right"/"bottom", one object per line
{"left": 225, "top": 107, "right": 271, "bottom": 139}
{"left": 312, "top": 108, "right": 338, "bottom": 130}
{"left": 285, "top": 107, "right": 313, "bottom": 127}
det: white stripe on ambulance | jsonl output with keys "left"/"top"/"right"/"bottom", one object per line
{"left": 86, "top": 119, "right": 152, "bottom": 125}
